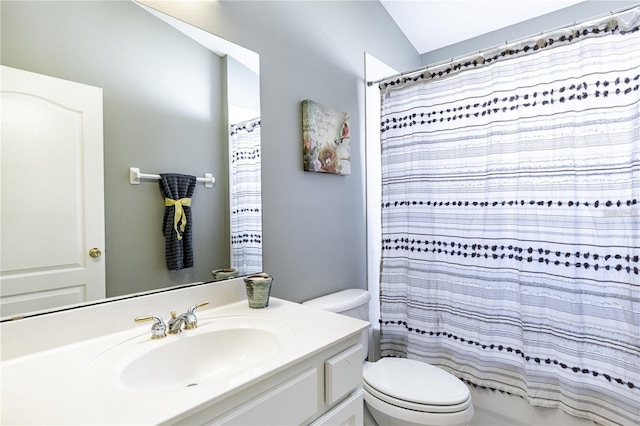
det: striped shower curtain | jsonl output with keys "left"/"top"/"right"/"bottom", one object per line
{"left": 378, "top": 8, "right": 639, "bottom": 426}
{"left": 230, "top": 118, "right": 262, "bottom": 276}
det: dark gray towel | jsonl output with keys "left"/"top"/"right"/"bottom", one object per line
{"left": 159, "top": 173, "right": 197, "bottom": 271}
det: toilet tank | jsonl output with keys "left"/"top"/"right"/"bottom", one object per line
{"left": 303, "top": 289, "right": 370, "bottom": 359}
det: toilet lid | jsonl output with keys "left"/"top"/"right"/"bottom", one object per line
{"left": 363, "top": 358, "right": 470, "bottom": 406}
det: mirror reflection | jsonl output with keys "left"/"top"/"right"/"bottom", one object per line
{"left": 0, "top": 0, "right": 261, "bottom": 319}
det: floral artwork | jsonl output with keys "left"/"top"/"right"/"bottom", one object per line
{"left": 302, "top": 99, "right": 350, "bottom": 175}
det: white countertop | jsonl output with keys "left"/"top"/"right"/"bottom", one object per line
{"left": 1, "top": 296, "right": 368, "bottom": 425}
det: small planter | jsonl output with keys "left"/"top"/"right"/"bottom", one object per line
{"left": 244, "top": 273, "right": 273, "bottom": 308}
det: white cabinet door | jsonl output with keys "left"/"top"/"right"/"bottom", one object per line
{"left": 0, "top": 65, "right": 105, "bottom": 318}
{"left": 210, "top": 368, "right": 318, "bottom": 425}
{"left": 310, "top": 389, "right": 364, "bottom": 426}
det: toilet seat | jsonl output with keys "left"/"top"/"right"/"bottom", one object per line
{"left": 363, "top": 358, "right": 472, "bottom": 414}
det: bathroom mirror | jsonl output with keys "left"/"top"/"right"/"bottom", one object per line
{"left": 0, "top": 1, "right": 261, "bottom": 320}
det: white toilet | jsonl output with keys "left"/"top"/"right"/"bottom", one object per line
{"left": 303, "top": 289, "right": 474, "bottom": 426}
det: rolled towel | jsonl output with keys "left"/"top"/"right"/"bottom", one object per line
{"left": 159, "top": 173, "right": 197, "bottom": 271}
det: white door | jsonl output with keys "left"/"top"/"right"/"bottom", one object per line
{"left": 0, "top": 65, "right": 105, "bottom": 318}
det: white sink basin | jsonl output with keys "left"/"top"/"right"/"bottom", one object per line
{"left": 82, "top": 315, "right": 295, "bottom": 393}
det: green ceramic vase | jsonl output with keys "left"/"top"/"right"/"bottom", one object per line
{"left": 244, "top": 273, "right": 273, "bottom": 308}
{"left": 211, "top": 268, "right": 239, "bottom": 281}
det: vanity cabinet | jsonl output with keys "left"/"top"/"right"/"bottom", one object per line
{"left": 2, "top": 291, "right": 369, "bottom": 426}
{"left": 174, "top": 339, "right": 364, "bottom": 426}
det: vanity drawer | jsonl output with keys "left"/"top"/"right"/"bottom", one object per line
{"left": 324, "top": 344, "right": 362, "bottom": 405}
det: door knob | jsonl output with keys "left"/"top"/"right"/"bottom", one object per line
{"left": 89, "top": 247, "right": 102, "bottom": 258}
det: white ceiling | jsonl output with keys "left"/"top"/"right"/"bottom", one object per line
{"left": 380, "top": 0, "right": 585, "bottom": 54}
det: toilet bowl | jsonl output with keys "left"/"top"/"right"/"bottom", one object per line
{"left": 303, "top": 289, "right": 474, "bottom": 426}
{"left": 363, "top": 358, "right": 473, "bottom": 426}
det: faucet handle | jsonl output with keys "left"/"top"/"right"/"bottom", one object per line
{"left": 184, "top": 301, "right": 209, "bottom": 329}
{"left": 187, "top": 301, "right": 209, "bottom": 314}
{"left": 134, "top": 315, "right": 167, "bottom": 339}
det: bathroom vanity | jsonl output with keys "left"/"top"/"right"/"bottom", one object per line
{"left": 0, "top": 279, "right": 368, "bottom": 425}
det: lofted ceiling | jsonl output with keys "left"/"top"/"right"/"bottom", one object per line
{"left": 379, "top": 0, "right": 585, "bottom": 54}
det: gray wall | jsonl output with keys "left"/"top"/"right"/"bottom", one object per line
{"left": 1, "top": 1, "right": 229, "bottom": 297}
{"left": 2, "top": 0, "right": 418, "bottom": 304}
{"left": 227, "top": 56, "right": 260, "bottom": 115}
{"left": 139, "top": 1, "right": 420, "bottom": 303}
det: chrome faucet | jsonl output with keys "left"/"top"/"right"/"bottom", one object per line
{"left": 134, "top": 314, "right": 167, "bottom": 339}
{"left": 167, "top": 310, "right": 187, "bottom": 334}
{"left": 167, "top": 301, "right": 209, "bottom": 334}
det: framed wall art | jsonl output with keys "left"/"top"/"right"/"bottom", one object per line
{"left": 302, "top": 99, "right": 350, "bottom": 175}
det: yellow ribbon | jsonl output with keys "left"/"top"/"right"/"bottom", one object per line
{"left": 165, "top": 197, "right": 191, "bottom": 240}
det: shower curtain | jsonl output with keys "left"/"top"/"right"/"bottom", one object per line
{"left": 230, "top": 118, "right": 262, "bottom": 275}
{"left": 378, "top": 8, "right": 639, "bottom": 426}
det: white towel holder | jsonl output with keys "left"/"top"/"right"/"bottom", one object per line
{"left": 129, "top": 167, "right": 214, "bottom": 188}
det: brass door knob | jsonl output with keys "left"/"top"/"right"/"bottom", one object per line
{"left": 89, "top": 247, "right": 102, "bottom": 258}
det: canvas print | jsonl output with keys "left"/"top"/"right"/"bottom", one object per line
{"left": 302, "top": 99, "right": 350, "bottom": 175}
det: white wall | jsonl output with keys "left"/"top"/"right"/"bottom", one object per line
{"left": 422, "top": 1, "right": 638, "bottom": 65}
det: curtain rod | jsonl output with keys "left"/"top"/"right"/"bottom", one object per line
{"left": 367, "top": 4, "right": 638, "bottom": 87}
